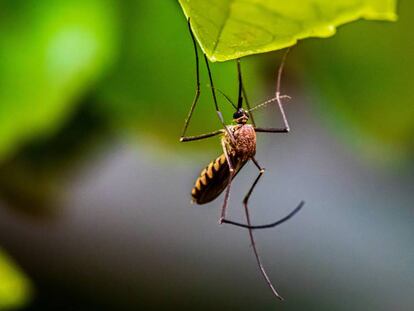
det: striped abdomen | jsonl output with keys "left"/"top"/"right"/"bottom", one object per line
{"left": 191, "top": 153, "right": 246, "bottom": 204}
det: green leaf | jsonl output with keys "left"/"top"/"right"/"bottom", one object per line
{"left": 0, "top": 0, "right": 119, "bottom": 163}
{"left": 179, "top": 0, "right": 397, "bottom": 62}
{"left": 0, "top": 250, "right": 32, "bottom": 310}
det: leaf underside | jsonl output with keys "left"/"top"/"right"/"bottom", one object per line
{"left": 179, "top": 0, "right": 397, "bottom": 62}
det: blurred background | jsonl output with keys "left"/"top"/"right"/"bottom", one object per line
{"left": 0, "top": 0, "right": 413, "bottom": 310}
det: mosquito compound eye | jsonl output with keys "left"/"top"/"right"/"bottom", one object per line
{"left": 233, "top": 109, "right": 245, "bottom": 119}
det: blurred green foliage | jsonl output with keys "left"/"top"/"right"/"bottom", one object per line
{"left": 0, "top": 250, "right": 32, "bottom": 310}
{"left": 179, "top": 0, "right": 397, "bottom": 61}
{"left": 0, "top": 0, "right": 119, "bottom": 163}
{"left": 299, "top": 0, "right": 413, "bottom": 165}
{"left": 0, "top": 101, "right": 107, "bottom": 216}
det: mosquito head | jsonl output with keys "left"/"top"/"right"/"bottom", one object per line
{"left": 233, "top": 108, "right": 249, "bottom": 124}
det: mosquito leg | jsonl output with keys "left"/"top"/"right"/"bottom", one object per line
{"left": 204, "top": 55, "right": 236, "bottom": 144}
{"left": 254, "top": 48, "right": 291, "bottom": 134}
{"left": 243, "top": 87, "right": 255, "bottom": 127}
{"left": 180, "top": 130, "right": 224, "bottom": 142}
{"left": 236, "top": 59, "right": 243, "bottom": 109}
{"left": 180, "top": 19, "right": 202, "bottom": 141}
{"left": 180, "top": 19, "right": 225, "bottom": 143}
{"left": 221, "top": 201, "right": 304, "bottom": 229}
{"left": 254, "top": 92, "right": 290, "bottom": 133}
{"left": 244, "top": 187, "right": 284, "bottom": 300}
{"left": 218, "top": 139, "right": 235, "bottom": 224}
{"left": 237, "top": 59, "right": 256, "bottom": 127}
{"left": 221, "top": 157, "right": 304, "bottom": 229}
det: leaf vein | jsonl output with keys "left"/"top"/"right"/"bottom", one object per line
{"left": 211, "top": 0, "right": 234, "bottom": 57}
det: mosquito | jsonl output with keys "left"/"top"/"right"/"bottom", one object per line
{"left": 180, "top": 19, "right": 305, "bottom": 301}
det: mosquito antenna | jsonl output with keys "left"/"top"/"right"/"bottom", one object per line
{"left": 237, "top": 59, "right": 243, "bottom": 109}
{"left": 208, "top": 86, "right": 237, "bottom": 110}
{"left": 248, "top": 95, "right": 291, "bottom": 113}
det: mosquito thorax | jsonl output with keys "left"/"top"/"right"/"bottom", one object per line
{"left": 233, "top": 108, "right": 249, "bottom": 124}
